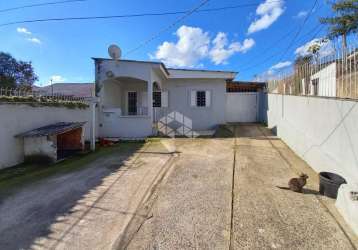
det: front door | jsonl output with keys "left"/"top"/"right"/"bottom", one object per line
{"left": 128, "top": 92, "right": 137, "bottom": 115}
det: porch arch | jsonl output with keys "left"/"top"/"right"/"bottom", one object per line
{"left": 101, "top": 76, "right": 154, "bottom": 118}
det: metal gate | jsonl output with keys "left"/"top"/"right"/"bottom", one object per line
{"left": 225, "top": 92, "right": 258, "bottom": 123}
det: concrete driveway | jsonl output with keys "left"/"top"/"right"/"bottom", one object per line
{"left": 126, "top": 125, "right": 356, "bottom": 250}
{"left": 0, "top": 141, "right": 175, "bottom": 250}
{"left": 0, "top": 124, "right": 356, "bottom": 250}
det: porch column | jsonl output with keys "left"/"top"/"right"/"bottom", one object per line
{"left": 147, "top": 81, "right": 153, "bottom": 120}
{"left": 90, "top": 98, "right": 98, "bottom": 151}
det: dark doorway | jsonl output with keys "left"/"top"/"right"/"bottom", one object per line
{"left": 57, "top": 128, "right": 83, "bottom": 160}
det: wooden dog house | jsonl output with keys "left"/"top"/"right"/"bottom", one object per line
{"left": 16, "top": 122, "right": 86, "bottom": 162}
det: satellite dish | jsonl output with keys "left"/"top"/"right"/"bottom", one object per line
{"left": 108, "top": 44, "right": 121, "bottom": 60}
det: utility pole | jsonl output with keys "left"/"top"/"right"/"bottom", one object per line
{"left": 51, "top": 79, "right": 53, "bottom": 96}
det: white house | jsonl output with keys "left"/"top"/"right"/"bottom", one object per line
{"left": 310, "top": 62, "right": 337, "bottom": 97}
{"left": 94, "top": 58, "right": 258, "bottom": 138}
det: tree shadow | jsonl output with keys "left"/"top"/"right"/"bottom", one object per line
{"left": 0, "top": 142, "right": 152, "bottom": 250}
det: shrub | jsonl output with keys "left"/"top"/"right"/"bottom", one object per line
{"left": 0, "top": 95, "right": 89, "bottom": 109}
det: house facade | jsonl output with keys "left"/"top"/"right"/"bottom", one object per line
{"left": 310, "top": 62, "right": 337, "bottom": 97}
{"left": 94, "top": 58, "right": 242, "bottom": 138}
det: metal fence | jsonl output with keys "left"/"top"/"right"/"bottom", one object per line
{"left": 263, "top": 44, "right": 358, "bottom": 100}
{"left": 0, "top": 87, "right": 87, "bottom": 102}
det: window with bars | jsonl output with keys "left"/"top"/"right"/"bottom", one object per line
{"left": 128, "top": 92, "right": 137, "bottom": 115}
{"left": 196, "top": 91, "right": 206, "bottom": 107}
{"left": 153, "top": 91, "right": 161, "bottom": 107}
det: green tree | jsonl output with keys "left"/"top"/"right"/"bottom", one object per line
{"left": 320, "top": 0, "right": 358, "bottom": 50}
{"left": 0, "top": 52, "right": 38, "bottom": 88}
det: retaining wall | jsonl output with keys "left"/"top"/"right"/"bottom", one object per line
{"left": 266, "top": 94, "right": 358, "bottom": 185}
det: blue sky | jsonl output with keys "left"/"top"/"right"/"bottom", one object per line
{"left": 0, "top": 0, "right": 332, "bottom": 85}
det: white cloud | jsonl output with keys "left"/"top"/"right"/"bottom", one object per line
{"left": 270, "top": 61, "right": 292, "bottom": 70}
{"left": 153, "top": 25, "right": 210, "bottom": 68}
{"left": 27, "top": 37, "right": 41, "bottom": 44}
{"left": 248, "top": 0, "right": 285, "bottom": 34}
{"left": 17, "top": 27, "right": 42, "bottom": 45}
{"left": 50, "top": 75, "right": 66, "bottom": 83}
{"left": 210, "top": 33, "right": 255, "bottom": 64}
{"left": 17, "top": 27, "right": 31, "bottom": 35}
{"left": 255, "top": 60, "right": 292, "bottom": 81}
{"left": 153, "top": 25, "right": 255, "bottom": 67}
{"left": 294, "top": 10, "right": 308, "bottom": 18}
{"left": 240, "top": 38, "right": 256, "bottom": 52}
{"left": 295, "top": 38, "right": 334, "bottom": 57}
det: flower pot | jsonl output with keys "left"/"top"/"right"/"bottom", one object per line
{"left": 319, "top": 172, "right": 346, "bottom": 199}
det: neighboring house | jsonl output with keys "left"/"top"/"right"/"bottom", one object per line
{"left": 308, "top": 51, "right": 358, "bottom": 98}
{"left": 33, "top": 83, "right": 95, "bottom": 99}
{"left": 94, "top": 58, "right": 243, "bottom": 138}
{"left": 310, "top": 62, "right": 337, "bottom": 97}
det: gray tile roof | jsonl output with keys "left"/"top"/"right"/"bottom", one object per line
{"left": 16, "top": 122, "right": 86, "bottom": 138}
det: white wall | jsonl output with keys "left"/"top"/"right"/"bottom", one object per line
{"left": 24, "top": 136, "right": 57, "bottom": 162}
{"left": 102, "top": 80, "right": 122, "bottom": 108}
{"left": 100, "top": 116, "right": 152, "bottom": 138}
{"left": 266, "top": 94, "right": 358, "bottom": 185}
{"left": 161, "top": 79, "right": 227, "bottom": 130}
{"left": 0, "top": 104, "right": 93, "bottom": 169}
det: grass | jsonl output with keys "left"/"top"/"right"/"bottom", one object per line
{"left": 0, "top": 142, "right": 144, "bottom": 198}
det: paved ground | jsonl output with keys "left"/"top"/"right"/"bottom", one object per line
{"left": 0, "top": 141, "right": 174, "bottom": 250}
{"left": 126, "top": 124, "right": 356, "bottom": 250}
{"left": 126, "top": 138, "right": 234, "bottom": 250}
{"left": 0, "top": 124, "right": 356, "bottom": 250}
{"left": 232, "top": 125, "right": 355, "bottom": 249}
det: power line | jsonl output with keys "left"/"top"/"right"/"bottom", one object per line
{"left": 0, "top": 1, "right": 283, "bottom": 27}
{"left": 0, "top": 0, "right": 89, "bottom": 13}
{"left": 277, "top": 0, "right": 319, "bottom": 61}
{"left": 239, "top": 24, "right": 322, "bottom": 72}
{"left": 235, "top": 27, "right": 297, "bottom": 68}
{"left": 239, "top": 0, "right": 320, "bottom": 72}
{"left": 124, "top": 0, "right": 211, "bottom": 56}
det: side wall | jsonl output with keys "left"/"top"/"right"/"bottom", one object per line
{"left": 24, "top": 136, "right": 57, "bottom": 162}
{"left": 266, "top": 94, "right": 358, "bottom": 184}
{"left": 162, "top": 79, "right": 227, "bottom": 130}
{"left": 0, "top": 104, "right": 93, "bottom": 169}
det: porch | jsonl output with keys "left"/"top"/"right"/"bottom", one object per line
{"left": 99, "top": 76, "right": 164, "bottom": 138}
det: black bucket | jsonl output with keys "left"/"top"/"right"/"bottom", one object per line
{"left": 319, "top": 172, "right": 346, "bottom": 199}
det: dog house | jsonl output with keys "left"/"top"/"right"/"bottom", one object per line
{"left": 16, "top": 122, "right": 86, "bottom": 163}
